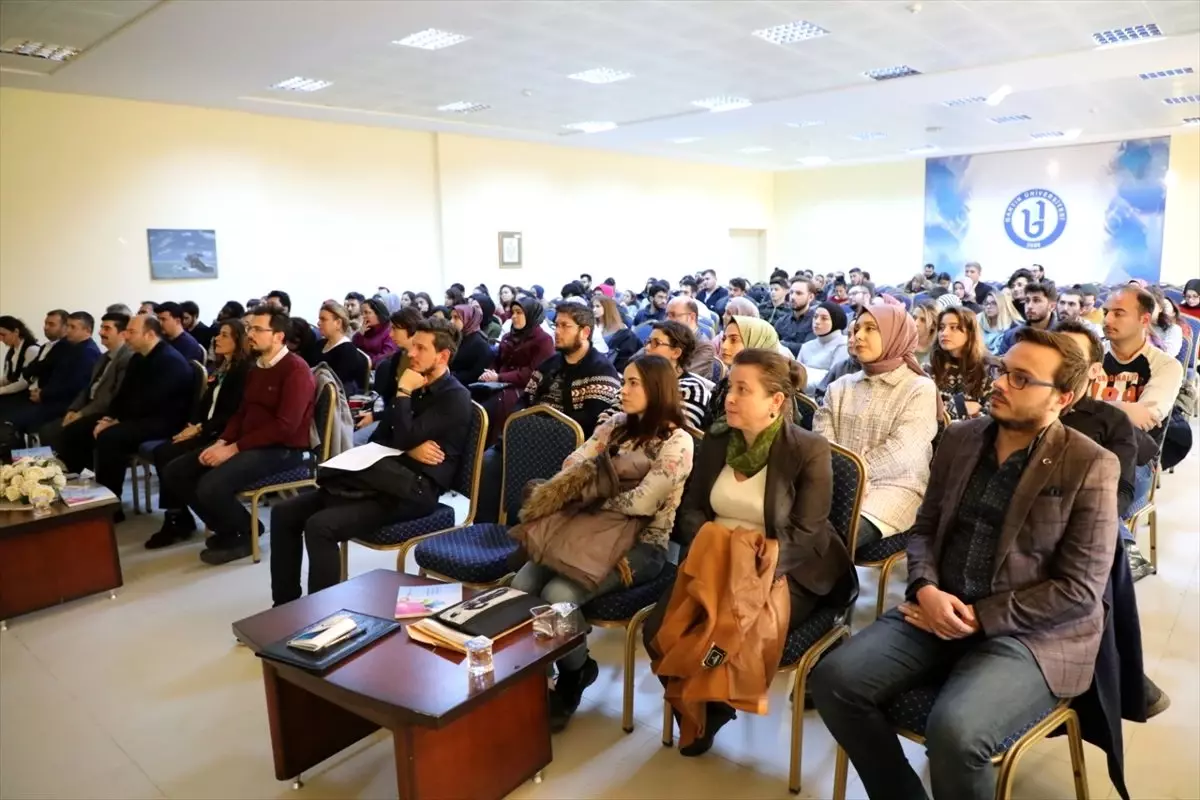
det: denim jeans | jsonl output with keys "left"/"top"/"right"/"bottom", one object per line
{"left": 1118, "top": 462, "right": 1154, "bottom": 543}
{"left": 512, "top": 541, "right": 665, "bottom": 671}
{"left": 352, "top": 421, "right": 378, "bottom": 447}
{"left": 810, "top": 609, "right": 1056, "bottom": 800}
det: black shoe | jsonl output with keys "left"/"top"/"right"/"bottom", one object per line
{"left": 1145, "top": 676, "right": 1171, "bottom": 718}
{"left": 203, "top": 531, "right": 235, "bottom": 550}
{"left": 112, "top": 508, "right": 126, "bottom": 525}
{"left": 1128, "top": 543, "right": 1155, "bottom": 582}
{"left": 549, "top": 657, "right": 598, "bottom": 732}
{"left": 199, "top": 537, "right": 253, "bottom": 565}
{"left": 679, "top": 704, "right": 737, "bottom": 757}
{"left": 144, "top": 511, "right": 196, "bottom": 550}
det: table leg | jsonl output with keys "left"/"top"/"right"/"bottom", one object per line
{"left": 263, "top": 663, "right": 381, "bottom": 782}
{"left": 394, "top": 668, "right": 552, "bottom": 800}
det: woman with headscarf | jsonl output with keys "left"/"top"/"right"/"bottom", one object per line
{"left": 471, "top": 292, "right": 503, "bottom": 343}
{"left": 813, "top": 305, "right": 939, "bottom": 552}
{"left": 1180, "top": 278, "right": 1200, "bottom": 320}
{"left": 799, "top": 301, "right": 850, "bottom": 372}
{"left": 449, "top": 303, "right": 493, "bottom": 386}
{"left": 704, "top": 316, "right": 805, "bottom": 432}
{"left": 352, "top": 297, "right": 398, "bottom": 367}
{"left": 477, "top": 295, "right": 555, "bottom": 437}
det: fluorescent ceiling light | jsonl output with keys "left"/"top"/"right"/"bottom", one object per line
{"left": 907, "top": 145, "right": 939, "bottom": 154}
{"left": 392, "top": 28, "right": 470, "bottom": 50}
{"left": 1163, "top": 94, "right": 1200, "bottom": 105}
{"left": 989, "top": 114, "right": 1032, "bottom": 124}
{"left": 1139, "top": 67, "right": 1194, "bottom": 80}
{"left": 737, "top": 146, "right": 773, "bottom": 154}
{"left": 752, "top": 20, "right": 830, "bottom": 45}
{"left": 1092, "top": 23, "right": 1161, "bottom": 47}
{"left": 942, "top": 96, "right": 986, "bottom": 107}
{"left": 863, "top": 65, "right": 921, "bottom": 81}
{"left": 691, "top": 96, "right": 752, "bottom": 112}
{"left": 568, "top": 67, "right": 634, "bottom": 84}
{"left": 1030, "top": 131, "right": 1065, "bottom": 140}
{"left": 0, "top": 38, "right": 79, "bottom": 61}
{"left": 1184, "top": 117, "right": 1200, "bottom": 127}
{"left": 669, "top": 137, "right": 703, "bottom": 144}
{"left": 797, "top": 156, "right": 832, "bottom": 166}
{"left": 850, "top": 131, "right": 885, "bottom": 141}
{"left": 985, "top": 84, "right": 1013, "bottom": 106}
{"left": 561, "top": 121, "right": 617, "bottom": 133}
{"left": 437, "top": 101, "right": 490, "bottom": 113}
{"left": 270, "top": 76, "right": 333, "bottom": 92}
{"left": 786, "top": 120, "right": 824, "bottom": 128}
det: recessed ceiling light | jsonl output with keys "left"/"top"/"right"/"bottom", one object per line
{"left": 864, "top": 65, "right": 921, "bottom": 81}
{"left": 907, "top": 145, "right": 939, "bottom": 154}
{"left": 0, "top": 38, "right": 80, "bottom": 61}
{"left": 1163, "top": 94, "right": 1200, "bottom": 105}
{"left": 270, "top": 76, "right": 333, "bottom": 92}
{"left": 691, "top": 96, "right": 752, "bottom": 112}
{"left": 942, "top": 96, "right": 987, "bottom": 107}
{"left": 985, "top": 84, "right": 1013, "bottom": 106}
{"left": 797, "top": 156, "right": 832, "bottom": 166}
{"left": 669, "top": 137, "right": 703, "bottom": 144}
{"left": 561, "top": 121, "right": 617, "bottom": 133}
{"left": 737, "top": 146, "right": 773, "bottom": 154}
{"left": 851, "top": 131, "right": 885, "bottom": 141}
{"left": 1092, "top": 23, "right": 1161, "bottom": 47}
{"left": 1183, "top": 117, "right": 1200, "bottom": 126}
{"left": 752, "top": 20, "right": 830, "bottom": 45}
{"left": 1139, "top": 67, "right": 1194, "bottom": 80}
{"left": 1030, "top": 131, "right": 1066, "bottom": 140}
{"left": 437, "top": 101, "right": 490, "bottom": 113}
{"left": 786, "top": 120, "right": 824, "bottom": 128}
{"left": 989, "top": 114, "right": 1032, "bottom": 124}
{"left": 567, "top": 67, "right": 634, "bottom": 84}
{"left": 392, "top": 28, "right": 470, "bottom": 50}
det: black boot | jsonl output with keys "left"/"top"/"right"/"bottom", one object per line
{"left": 549, "top": 657, "right": 598, "bottom": 732}
{"left": 144, "top": 510, "right": 195, "bottom": 549}
{"left": 679, "top": 703, "right": 737, "bottom": 757}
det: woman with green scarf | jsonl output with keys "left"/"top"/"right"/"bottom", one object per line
{"left": 641, "top": 348, "right": 857, "bottom": 757}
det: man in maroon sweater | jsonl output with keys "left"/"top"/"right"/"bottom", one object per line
{"left": 163, "top": 308, "right": 316, "bottom": 565}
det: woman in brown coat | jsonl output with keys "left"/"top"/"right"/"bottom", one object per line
{"left": 644, "top": 348, "right": 857, "bottom": 756}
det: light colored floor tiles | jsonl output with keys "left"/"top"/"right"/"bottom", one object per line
{"left": 2, "top": 425, "right": 1198, "bottom": 800}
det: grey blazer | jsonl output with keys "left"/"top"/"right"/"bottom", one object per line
{"left": 906, "top": 416, "right": 1120, "bottom": 698}
{"left": 69, "top": 344, "right": 133, "bottom": 417}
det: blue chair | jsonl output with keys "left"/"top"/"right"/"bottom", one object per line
{"left": 1181, "top": 316, "right": 1200, "bottom": 397}
{"left": 1164, "top": 287, "right": 1183, "bottom": 305}
{"left": 892, "top": 293, "right": 913, "bottom": 310}
{"left": 412, "top": 406, "right": 584, "bottom": 586}
{"left": 338, "top": 402, "right": 488, "bottom": 580}
{"left": 130, "top": 359, "right": 207, "bottom": 514}
{"left": 831, "top": 690, "right": 1086, "bottom": 800}
{"left": 662, "top": 443, "right": 866, "bottom": 796}
{"left": 795, "top": 392, "right": 818, "bottom": 431}
{"left": 913, "top": 291, "right": 931, "bottom": 306}
{"left": 856, "top": 532, "right": 914, "bottom": 619}
{"left": 633, "top": 322, "right": 654, "bottom": 344}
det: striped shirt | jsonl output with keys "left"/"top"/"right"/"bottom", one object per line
{"left": 599, "top": 371, "right": 711, "bottom": 431}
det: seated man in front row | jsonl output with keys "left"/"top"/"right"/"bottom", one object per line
{"left": 270, "top": 318, "right": 471, "bottom": 606}
{"left": 811, "top": 327, "right": 1119, "bottom": 800}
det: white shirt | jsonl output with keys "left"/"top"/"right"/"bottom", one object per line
{"left": 322, "top": 335, "right": 351, "bottom": 354}
{"left": 259, "top": 346, "right": 289, "bottom": 369}
{"left": 711, "top": 465, "right": 767, "bottom": 534}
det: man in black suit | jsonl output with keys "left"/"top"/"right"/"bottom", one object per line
{"left": 6, "top": 311, "right": 101, "bottom": 436}
{"left": 695, "top": 269, "right": 729, "bottom": 317}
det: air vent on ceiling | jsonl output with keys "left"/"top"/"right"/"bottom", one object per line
{"left": 752, "top": 20, "right": 830, "bottom": 45}
{"left": 1163, "top": 94, "right": 1200, "bottom": 105}
{"left": 850, "top": 131, "right": 885, "bottom": 141}
{"left": 567, "top": 67, "right": 634, "bottom": 84}
{"left": 561, "top": 121, "right": 617, "bottom": 133}
{"left": 864, "top": 65, "right": 921, "bottom": 81}
{"left": 1139, "top": 67, "right": 1194, "bottom": 80}
{"left": 0, "top": 38, "right": 80, "bottom": 61}
{"left": 270, "top": 77, "right": 333, "bottom": 92}
{"left": 392, "top": 28, "right": 470, "bottom": 50}
{"left": 1030, "top": 131, "right": 1065, "bottom": 139}
{"left": 942, "top": 96, "right": 987, "bottom": 107}
{"left": 437, "top": 101, "right": 490, "bottom": 113}
{"left": 989, "top": 114, "right": 1033, "bottom": 124}
{"left": 907, "top": 145, "right": 939, "bottom": 154}
{"left": 1184, "top": 117, "right": 1200, "bottom": 126}
{"left": 691, "top": 96, "right": 752, "bottom": 112}
{"left": 1092, "top": 23, "right": 1161, "bottom": 46}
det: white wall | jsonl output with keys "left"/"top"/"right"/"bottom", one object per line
{"left": 1162, "top": 131, "right": 1200, "bottom": 286}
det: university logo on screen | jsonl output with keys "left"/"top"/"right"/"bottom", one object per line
{"left": 1003, "top": 188, "right": 1067, "bottom": 250}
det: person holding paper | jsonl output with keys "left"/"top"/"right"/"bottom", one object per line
{"left": 270, "top": 317, "right": 472, "bottom": 606}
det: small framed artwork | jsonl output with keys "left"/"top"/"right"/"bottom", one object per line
{"left": 498, "top": 231, "right": 522, "bottom": 269}
{"left": 147, "top": 228, "right": 218, "bottom": 280}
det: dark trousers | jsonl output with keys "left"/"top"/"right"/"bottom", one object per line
{"left": 152, "top": 437, "right": 212, "bottom": 509}
{"left": 4, "top": 399, "right": 66, "bottom": 434}
{"left": 809, "top": 609, "right": 1056, "bottom": 800}
{"left": 270, "top": 477, "right": 438, "bottom": 606}
{"left": 163, "top": 446, "right": 304, "bottom": 537}
{"left": 474, "top": 443, "right": 503, "bottom": 523}
{"left": 855, "top": 516, "right": 884, "bottom": 553}
{"left": 57, "top": 414, "right": 173, "bottom": 497}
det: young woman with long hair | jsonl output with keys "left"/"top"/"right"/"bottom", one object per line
{"left": 978, "top": 289, "right": 1023, "bottom": 353}
{"left": 910, "top": 299, "right": 939, "bottom": 368}
{"left": 0, "top": 315, "right": 40, "bottom": 400}
{"left": 412, "top": 292, "right": 434, "bottom": 317}
{"left": 497, "top": 284, "right": 517, "bottom": 322}
{"left": 593, "top": 295, "right": 641, "bottom": 374}
{"left": 930, "top": 308, "right": 995, "bottom": 420}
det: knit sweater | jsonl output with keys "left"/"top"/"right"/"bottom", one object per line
{"left": 220, "top": 351, "right": 316, "bottom": 450}
{"left": 798, "top": 331, "right": 849, "bottom": 371}
{"left": 525, "top": 346, "right": 621, "bottom": 438}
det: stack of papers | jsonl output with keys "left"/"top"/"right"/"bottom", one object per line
{"left": 287, "top": 615, "right": 361, "bottom": 652}
{"left": 406, "top": 618, "right": 475, "bottom": 653}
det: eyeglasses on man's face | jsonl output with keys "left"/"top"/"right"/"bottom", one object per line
{"left": 988, "top": 362, "right": 1057, "bottom": 391}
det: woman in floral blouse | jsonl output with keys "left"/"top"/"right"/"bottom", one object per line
{"left": 511, "top": 354, "right": 695, "bottom": 732}
{"left": 930, "top": 307, "right": 996, "bottom": 421}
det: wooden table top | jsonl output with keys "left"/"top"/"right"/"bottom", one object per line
{"left": 0, "top": 496, "right": 117, "bottom": 534}
{"left": 232, "top": 570, "right": 585, "bottom": 728}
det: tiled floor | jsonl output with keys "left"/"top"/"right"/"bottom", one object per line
{"left": 2, "top": 429, "right": 1198, "bottom": 800}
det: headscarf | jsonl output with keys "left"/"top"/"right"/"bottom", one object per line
{"left": 1185, "top": 279, "right": 1200, "bottom": 306}
{"left": 471, "top": 293, "right": 497, "bottom": 324}
{"left": 936, "top": 293, "right": 962, "bottom": 312}
{"left": 818, "top": 301, "right": 847, "bottom": 333}
{"left": 507, "top": 295, "right": 545, "bottom": 342}
{"left": 598, "top": 284, "right": 615, "bottom": 298}
{"left": 729, "top": 316, "right": 779, "bottom": 350}
{"left": 857, "top": 305, "right": 924, "bottom": 378}
{"left": 453, "top": 303, "right": 482, "bottom": 337}
{"left": 377, "top": 292, "right": 402, "bottom": 314}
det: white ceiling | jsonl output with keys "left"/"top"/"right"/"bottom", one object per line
{"left": 1, "top": 0, "right": 1198, "bottom": 169}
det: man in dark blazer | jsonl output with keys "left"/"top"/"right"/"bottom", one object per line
{"left": 811, "top": 326, "right": 1119, "bottom": 800}
{"left": 39, "top": 312, "right": 133, "bottom": 450}
{"left": 7, "top": 311, "right": 100, "bottom": 435}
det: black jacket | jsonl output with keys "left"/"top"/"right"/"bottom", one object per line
{"left": 190, "top": 322, "right": 214, "bottom": 352}
{"left": 605, "top": 328, "right": 641, "bottom": 374}
{"left": 192, "top": 358, "right": 251, "bottom": 439}
{"left": 315, "top": 339, "right": 366, "bottom": 396}
{"left": 371, "top": 370, "right": 472, "bottom": 491}
{"left": 39, "top": 339, "right": 100, "bottom": 409}
{"left": 109, "top": 341, "right": 194, "bottom": 432}
{"left": 372, "top": 347, "right": 410, "bottom": 413}
{"left": 697, "top": 286, "right": 729, "bottom": 316}
{"left": 1060, "top": 396, "right": 1156, "bottom": 518}
{"left": 773, "top": 307, "right": 816, "bottom": 355}
{"left": 450, "top": 330, "right": 493, "bottom": 387}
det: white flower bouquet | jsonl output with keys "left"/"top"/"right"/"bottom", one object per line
{"left": 0, "top": 456, "right": 68, "bottom": 511}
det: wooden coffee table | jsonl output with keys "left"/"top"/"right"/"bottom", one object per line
{"left": 0, "top": 497, "right": 122, "bottom": 628}
{"left": 232, "top": 569, "right": 586, "bottom": 800}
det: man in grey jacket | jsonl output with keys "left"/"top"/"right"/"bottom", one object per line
{"left": 39, "top": 312, "right": 132, "bottom": 450}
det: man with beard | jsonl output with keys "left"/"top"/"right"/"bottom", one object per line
{"left": 343, "top": 291, "right": 366, "bottom": 333}
{"left": 774, "top": 278, "right": 818, "bottom": 355}
{"left": 846, "top": 284, "right": 872, "bottom": 319}
{"left": 474, "top": 302, "right": 621, "bottom": 524}
{"left": 634, "top": 281, "right": 670, "bottom": 325}
{"left": 994, "top": 281, "right": 1057, "bottom": 355}
{"left": 269, "top": 318, "right": 470, "bottom": 602}
{"left": 813, "top": 327, "right": 1118, "bottom": 800}
{"left": 1054, "top": 286, "right": 1103, "bottom": 338}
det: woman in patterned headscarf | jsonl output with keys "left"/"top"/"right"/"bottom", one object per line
{"left": 704, "top": 316, "right": 806, "bottom": 433}
{"left": 449, "top": 303, "right": 493, "bottom": 385}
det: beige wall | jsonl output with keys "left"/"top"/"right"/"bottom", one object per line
{"left": 1162, "top": 131, "right": 1200, "bottom": 287}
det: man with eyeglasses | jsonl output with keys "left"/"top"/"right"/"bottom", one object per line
{"left": 664, "top": 296, "right": 716, "bottom": 378}
{"left": 813, "top": 326, "right": 1119, "bottom": 800}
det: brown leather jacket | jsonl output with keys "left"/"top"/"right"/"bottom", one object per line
{"left": 651, "top": 522, "right": 790, "bottom": 748}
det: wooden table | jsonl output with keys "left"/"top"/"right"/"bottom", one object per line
{"left": 0, "top": 497, "right": 122, "bottom": 627}
{"left": 232, "top": 569, "right": 585, "bottom": 800}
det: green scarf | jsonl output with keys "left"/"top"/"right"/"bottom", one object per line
{"left": 725, "top": 414, "right": 784, "bottom": 477}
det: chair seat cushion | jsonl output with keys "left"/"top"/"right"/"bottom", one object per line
{"left": 779, "top": 606, "right": 845, "bottom": 667}
{"left": 1126, "top": 492, "right": 1152, "bottom": 519}
{"left": 855, "top": 532, "right": 913, "bottom": 564}
{"left": 240, "top": 463, "right": 314, "bottom": 492}
{"left": 584, "top": 563, "right": 677, "bottom": 621}
{"left": 885, "top": 685, "right": 1058, "bottom": 755}
{"left": 354, "top": 504, "right": 456, "bottom": 547}
{"left": 137, "top": 439, "right": 168, "bottom": 460}
{"left": 413, "top": 524, "right": 518, "bottom": 584}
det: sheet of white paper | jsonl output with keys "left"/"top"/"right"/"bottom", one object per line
{"left": 319, "top": 442, "right": 404, "bottom": 472}
{"left": 804, "top": 367, "right": 828, "bottom": 386}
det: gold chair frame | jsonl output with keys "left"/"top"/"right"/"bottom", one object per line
{"left": 1126, "top": 462, "right": 1160, "bottom": 571}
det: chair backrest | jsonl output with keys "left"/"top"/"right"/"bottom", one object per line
{"left": 189, "top": 360, "right": 208, "bottom": 418}
{"left": 1182, "top": 316, "right": 1200, "bottom": 371}
{"left": 697, "top": 315, "right": 716, "bottom": 340}
{"left": 313, "top": 381, "right": 338, "bottom": 461}
{"left": 455, "top": 401, "right": 489, "bottom": 525}
{"left": 709, "top": 358, "right": 725, "bottom": 384}
{"left": 1177, "top": 323, "right": 1193, "bottom": 368}
{"left": 828, "top": 443, "right": 867, "bottom": 554}
{"left": 795, "top": 392, "right": 818, "bottom": 431}
{"left": 1164, "top": 288, "right": 1183, "bottom": 304}
{"left": 356, "top": 348, "right": 372, "bottom": 392}
{"left": 894, "top": 293, "right": 913, "bottom": 310}
{"left": 500, "top": 405, "right": 584, "bottom": 525}
{"left": 633, "top": 321, "right": 654, "bottom": 344}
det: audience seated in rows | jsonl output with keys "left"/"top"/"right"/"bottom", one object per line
{"left": 155, "top": 302, "right": 207, "bottom": 364}
{"left": 798, "top": 301, "right": 850, "bottom": 373}
{"left": 1, "top": 311, "right": 100, "bottom": 437}
{"left": 352, "top": 298, "right": 397, "bottom": 367}
{"left": 314, "top": 301, "right": 365, "bottom": 395}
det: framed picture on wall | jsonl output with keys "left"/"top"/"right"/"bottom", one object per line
{"left": 147, "top": 229, "right": 219, "bottom": 280}
{"left": 498, "top": 231, "right": 522, "bottom": 269}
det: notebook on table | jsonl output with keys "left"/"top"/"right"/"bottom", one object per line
{"left": 258, "top": 609, "right": 401, "bottom": 673}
